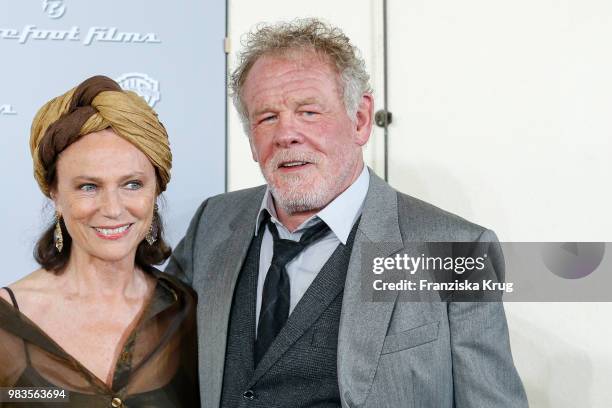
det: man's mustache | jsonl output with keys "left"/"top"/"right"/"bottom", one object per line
{"left": 268, "top": 151, "right": 321, "bottom": 169}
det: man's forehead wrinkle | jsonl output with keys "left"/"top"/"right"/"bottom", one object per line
{"left": 251, "top": 86, "right": 326, "bottom": 115}
{"left": 248, "top": 72, "right": 340, "bottom": 105}
{"left": 244, "top": 52, "right": 344, "bottom": 121}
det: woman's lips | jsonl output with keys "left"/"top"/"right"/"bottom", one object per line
{"left": 92, "top": 223, "right": 133, "bottom": 240}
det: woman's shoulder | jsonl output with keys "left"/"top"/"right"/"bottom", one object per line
{"left": 0, "top": 287, "right": 10, "bottom": 304}
{"left": 0, "top": 269, "right": 61, "bottom": 318}
{"left": 0, "top": 269, "right": 51, "bottom": 305}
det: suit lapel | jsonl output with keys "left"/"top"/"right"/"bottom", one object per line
{"left": 337, "top": 171, "right": 404, "bottom": 408}
{"left": 197, "top": 187, "right": 265, "bottom": 408}
{"left": 249, "top": 234, "right": 352, "bottom": 385}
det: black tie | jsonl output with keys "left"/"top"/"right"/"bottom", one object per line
{"left": 254, "top": 217, "right": 331, "bottom": 364}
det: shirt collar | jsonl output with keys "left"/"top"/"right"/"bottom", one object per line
{"left": 255, "top": 165, "right": 369, "bottom": 245}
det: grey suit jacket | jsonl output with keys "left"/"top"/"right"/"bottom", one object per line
{"left": 166, "top": 171, "right": 528, "bottom": 408}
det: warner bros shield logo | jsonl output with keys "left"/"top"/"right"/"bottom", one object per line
{"left": 116, "top": 73, "right": 161, "bottom": 108}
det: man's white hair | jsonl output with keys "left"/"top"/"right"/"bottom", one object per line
{"left": 229, "top": 18, "right": 372, "bottom": 134}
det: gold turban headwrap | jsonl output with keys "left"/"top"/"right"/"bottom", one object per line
{"left": 30, "top": 75, "right": 171, "bottom": 197}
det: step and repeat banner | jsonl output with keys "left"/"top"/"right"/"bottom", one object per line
{"left": 0, "top": 0, "right": 226, "bottom": 284}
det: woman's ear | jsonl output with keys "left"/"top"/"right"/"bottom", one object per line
{"left": 49, "top": 190, "right": 61, "bottom": 215}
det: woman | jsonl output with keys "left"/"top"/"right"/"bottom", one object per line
{"left": 0, "top": 76, "right": 199, "bottom": 407}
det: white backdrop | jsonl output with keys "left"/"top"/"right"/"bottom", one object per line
{"left": 227, "top": 0, "right": 612, "bottom": 406}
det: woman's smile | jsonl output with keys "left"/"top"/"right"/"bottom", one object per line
{"left": 92, "top": 223, "right": 134, "bottom": 240}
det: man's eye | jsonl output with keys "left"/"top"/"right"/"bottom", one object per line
{"left": 79, "top": 183, "right": 96, "bottom": 192}
{"left": 260, "top": 115, "right": 276, "bottom": 123}
{"left": 301, "top": 111, "right": 318, "bottom": 117}
{"left": 125, "top": 181, "right": 143, "bottom": 190}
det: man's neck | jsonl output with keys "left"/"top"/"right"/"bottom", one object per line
{"left": 273, "top": 162, "right": 366, "bottom": 232}
{"left": 275, "top": 206, "right": 320, "bottom": 233}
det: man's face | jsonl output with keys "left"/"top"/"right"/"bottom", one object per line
{"left": 242, "top": 52, "right": 372, "bottom": 215}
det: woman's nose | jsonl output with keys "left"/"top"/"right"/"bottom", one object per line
{"left": 99, "top": 189, "right": 123, "bottom": 218}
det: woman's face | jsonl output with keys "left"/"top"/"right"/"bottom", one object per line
{"left": 51, "top": 128, "right": 157, "bottom": 264}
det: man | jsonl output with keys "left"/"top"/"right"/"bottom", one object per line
{"left": 167, "top": 18, "right": 528, "bottom": 408}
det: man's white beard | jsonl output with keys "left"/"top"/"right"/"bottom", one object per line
{"left": 264, "top": 162, "right": 354, "bottom": 215}
{"left": 268, "top": 174, "right": 329, "bottom": 214}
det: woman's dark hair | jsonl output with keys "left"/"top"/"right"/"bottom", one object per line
{"left": 34, "top": 208, "right": 172, "bottom": 273}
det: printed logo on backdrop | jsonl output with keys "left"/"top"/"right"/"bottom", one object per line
{"left": 0, "top": 0, "right": 160, "bottom": 46}
{"left": 0, "top": 105, "right": 17, "bottom": 116}
{"left": 116, "top": 73, "right": 161, "bottom": 108}
{"left": 43, "top": 0, "right": 66, "bottom": 19}
{"left": 0, "top": 26, "right": 160, "bottom": 46}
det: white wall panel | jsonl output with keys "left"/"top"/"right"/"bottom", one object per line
{"left": 386, "top": 1, "right": 612, "bottom": 406}
{"left": 386, "top": 0, "right": 612, "bottom": 242}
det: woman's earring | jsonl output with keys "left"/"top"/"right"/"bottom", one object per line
{"left": 145, "top": 204, "right": 159, "bottom": 245}
{"left": 54, "top": 212, "right": 64, "bottom": 252}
